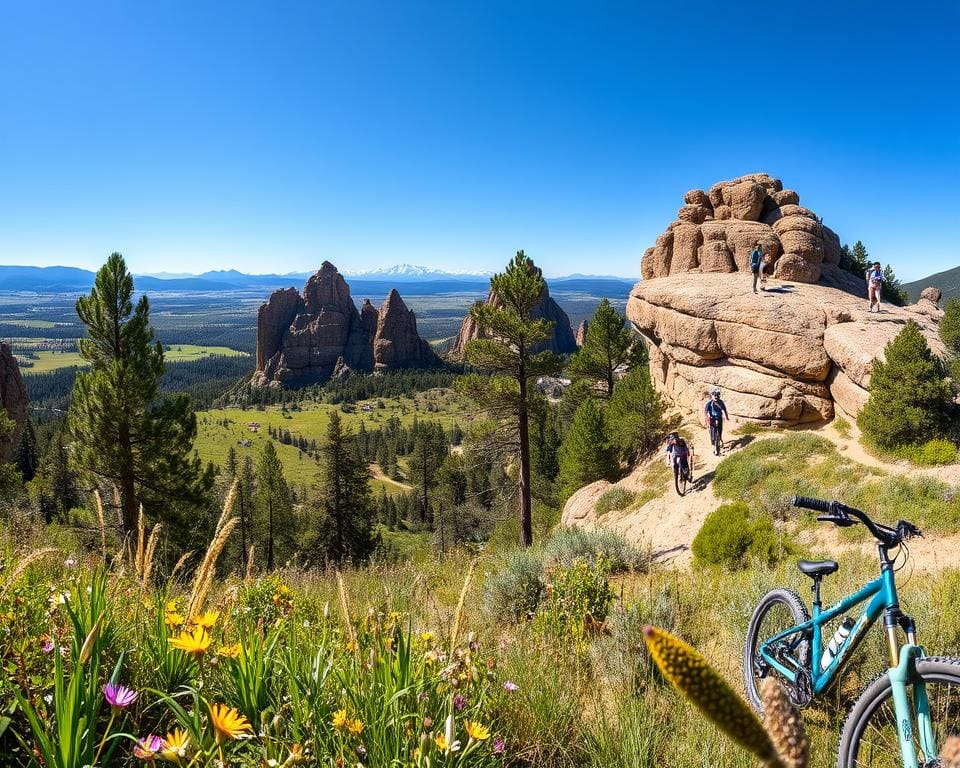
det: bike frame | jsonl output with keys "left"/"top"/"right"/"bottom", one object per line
{"left": 757, "top": 559, "right": 937, "bottom": 768}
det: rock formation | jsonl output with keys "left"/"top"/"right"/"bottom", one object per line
{"left": 575, "top": 320, "right": 588, "bottom": 347}
{"left": 253, "top": 262, "right": 440, "bottom": 386}
{"left": 0, "top": 343, "right": 28, "bottom": 462}
{"left": 450, "top": 270, "right": 578, "bottom": 359}
{"left": 641, "top": 173, "right": 843, "bottom": 285}
{"left": 627, "top": 274, "right": 945, "bottom": 425}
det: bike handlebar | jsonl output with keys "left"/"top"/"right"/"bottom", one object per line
{"left": 791, "top": 496, "right": 921, "bottom": 547}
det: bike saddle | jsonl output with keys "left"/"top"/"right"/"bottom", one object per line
{"left": 797, "top": 559, "right": 839, "bottom": 578}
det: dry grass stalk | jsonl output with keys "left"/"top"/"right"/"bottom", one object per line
{"left": 336, "top": 570, "right": 357, "bottom": 650}
{"left": 245, "top": 545, "right": 255, "bottom": 581}
{"left": 943, "top": 736, "right": 960, "bottom": 768}
{"left": 141, "top": 522, "right": 163, "bottom": 588}
{"left": 449, "top": 560, "right": 476, "bottom": 653}
{"left": 187, "top": 516, "right": 238, "bottom": 620}
{"left": 170, "top": 550, "right": 194, "bottom": 583}
{"left": 1, "top": 547, "right": 60, "bottom": 596}
{"left": 135, "top": 503, "right": 146, "bottom": 578}
{"left": 93, "top": 490, "right": 107, "bottom": 558}
{"left": 761, "top": 678, "right": 808, "bottom": 768}
{"left": 214, "top": 481, "right": 238, "bottom": 538}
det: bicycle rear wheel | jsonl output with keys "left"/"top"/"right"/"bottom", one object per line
{"left": 743, "top": 588, "right": 810, "bottom": 712}
{"left": 837, "top": 656, "right": 960, "bottom": 768}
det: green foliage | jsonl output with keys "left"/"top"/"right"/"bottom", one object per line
{"left": 905, "top": 438, "right": 959, "bottom": 466}
{"left": 942, "top": 299, "right": 960, "bottom": 357}
{"left": 254, "top": 441, "right": 295, "bottom": 570}
{"left": 67, "top": 253, "right": 213, "bottom": 536}
{"left": 557, "top": 398, "right": 618, "bottom": 500}
{"left": 691, "top": 502, "right": 786, "bottom": 569}
{"left": 594, "top": 486, "right": 636, "bottom": 517}
{"left": 840, "top": 241, "right": 907, "bottom": 305}
{"left": 566, "top": 299, "right": 643, "bottom": 397}
{"left": 535, "top": 557, "right": 615, "bottom": 649}
{"left": 605, "top": 366, "right": 665, "bottom": 464}
{"left": 483, "top": 548, "right": 545, "bottom": 622}
{"left": 833, "top": 416, "right": 851, "bottom": 439}
{"left": 543, "top": 526, "right": 647, "bottom": 574}
{"left": 858, "top": 321, "right": 952, "bottom": 451}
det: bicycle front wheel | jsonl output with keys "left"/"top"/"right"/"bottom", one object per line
{"left": 674, "top": 465, "right": 686, "bottom": 496}
{"left": 837, "top": 656, "right": 960, "bottom": 768}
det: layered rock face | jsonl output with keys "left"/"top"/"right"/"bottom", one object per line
{"left": 627, "top": 274, "right": 945, "bottom": 425}
{"left": 450, "top": 278, "right": 578, "bottom": 359}
{"left": 575, "top": 320, "right": 588, "bottom": 347}
{"left": 0, "top": 343, "right": 28, "bottom": 461}
{"left": 253, "top": 262, "right": 440, "bottom": 386}
{"left": 641, "top": 173, "right": 843, "bottom": 285}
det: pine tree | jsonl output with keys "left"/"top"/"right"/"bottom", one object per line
{"left": 237, "top": 456, "right": 255, "bottom": 570}
{"left": 943, "top": 299, "right": 960, "bottom": 357}
{"left": 858, "top": 321, "right": 952, "bottom": 450}
{"left": 557, "top": 397, "right": 618, "bottom": 499}
{"left": 255, "top": 440, "right": 295, "bottom": 571}
{"left": 409, "top": 421, "right": 448, "bottom": 523}
{"left": 0, "top": 411, "right": 22, "bottom": 498}
{"left": 29, "top": 431, "right": 80, "bottom": 522}
{"left": 15, "top": 420, "right": 38, "bottom": 483}
{"left": 881, "top": 265, "right": 908, "bottom": 306}
{"left": 224, "top": 446, "right": 238, "bottom": 478}
{"left": 313, "top": 411, "right": 376, "bottom": 563}
{"left": 606, "top": 366, "right": 666, "bottom": 464}
{"left": 67, "top": 253, "right": 212, "bottom": 538}
{"left": 567, "top": 299, "right": 643, "bottom": 396}
{"left": 457, "top": 251, "right": 563, "bottom": 546}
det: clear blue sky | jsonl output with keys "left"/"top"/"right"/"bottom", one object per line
{"left": 1, "top": 1, "right": 957, "bottom": 280}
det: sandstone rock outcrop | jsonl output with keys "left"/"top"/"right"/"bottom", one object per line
{"left": 640, "top": 173, "right": 843, "bottom": 285}
{"left": 0, "top": 343, "right": 28, "bottom": 462}
{"left": 450, "top": 268, "right": 578, "bottom": 359}
{"left": 627, "top": 274, "right": 945, "bottom": 425}
{"left": 575, "top": 320, "right": 588, "bottom": 347}
{"left": 253, "top": 262, "right": 440, "bottom": 386}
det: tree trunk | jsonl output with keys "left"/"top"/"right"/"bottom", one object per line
{"left": 518, "top": 361, "right": 533, "bottom": 548}
{"left": 118, "top": 424, "right": 138, "bottom": 542}
{"left": 267, "top": 498, "right": 274, "bottom": 571}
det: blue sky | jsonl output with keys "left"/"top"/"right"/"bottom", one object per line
{"left": 1, "top": 2, "right": 957, "bottom": 280}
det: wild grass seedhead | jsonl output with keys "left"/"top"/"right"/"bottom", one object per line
{"left": 0, "top": 546, "right": 59, "bottom": 597}
{"left": 761, "top": 677, "right": 808, "bottom": 768}
{"left": 942, "top": 736, "right": 960, "bottom": 768}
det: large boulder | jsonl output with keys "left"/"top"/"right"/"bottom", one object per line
{"left": 0, "top": 343, "right": 28, "bottom": 462}
{"left": 627, "top": 273, "right": 946, "bottom": 426}
{"left": 253, "top": 262, "right": 438, "bottom": 386}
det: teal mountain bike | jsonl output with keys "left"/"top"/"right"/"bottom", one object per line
{"left": 743, "top": 496, "right": 960, "bottom": 768}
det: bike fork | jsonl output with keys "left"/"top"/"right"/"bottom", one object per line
{"left": 887, "top": 644, "right": 936, "bottom": 768}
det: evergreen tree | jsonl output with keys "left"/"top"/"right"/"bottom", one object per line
{"left": 457, "top": 251, "right": 562, "bottom": 546}
{"left": 224, "top": 446, "right": 238, "bottom": 478}
{"left": 858, "top": 321, "right": 952, "bottom": 450}
{"left": 255, "top": 441, "right": 294, "bottom": 571}
{"left": 15, "top": 420, "right": 38, "bottom": 483}
{"left": 606, "top": 366, "right": 666, "bottom": 464}
{"left": 567, "top": 299, "right": 643, "bottom": 396}
{"left": 67, "top": 253, "right": 212, "bottom": 538}
{"left": 30, "top": 431, "right": 80, "bottom": 522}
{"left": 557, "top": 397, "right": 618, "bottom": 500}
{"left": 0, "top": 411, "right": 22, "bottom": 498}
{"left": 236, "top": 456, "right": 255, "bottom": 570}
{"left": 942, "top": 299, "right": 960, "bottom": 356}
{"left": 882, "top": 265, "right": 908, "bottom": 306}
{"left": 409, "top": 420, "right": 448, "bottom": 523}
{"left": 313, "top": 412, "right": 376, "bottom": 563}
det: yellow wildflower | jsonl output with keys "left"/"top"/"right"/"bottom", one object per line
{"left": 435, "top": 733, "right": 448, "bottom": 752}
{"left": 465, "top": 721, "right": 490, "bottom": 741}
{"left": 209, "top": 703, "right": 252, "bottom": 744}
{"left": 169, "top": 626, "right": 211, "bottom": 656}
{"left": 165, "top": 598, "right": 180, "bottom": 612}
{"left": 347, "top": 718, "right": 364, "bottom": 736}
{"left": 331, "top": 708, "right": 348, "bottom": 730}
{"left": 164, "top": 612, "right": 184, "bottom": 627}
{"left": 218, "top": 643, "right": 242, "bottom": 659}
{"left": 191, "top": 610, "right": 220, "bottom": 629}
{"left": 158, "top": 728, "right": 190, "bottom": 763}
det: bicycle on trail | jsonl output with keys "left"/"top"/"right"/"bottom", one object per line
{"left": 704, "top": 389, "right": 729, "bottom": 456}
{"left": 665, "top": 432, "right": 694, "bottom": 496}
{"left": 743, "top": 496, "right": 960, "bottom": 768}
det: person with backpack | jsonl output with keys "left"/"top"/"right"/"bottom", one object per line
{"left": 665, "top": 432, "right": 694, "bottom": 489}
{"left": 750, "top": 243, "right": 764, "bottom": 293}
{"left": 703, "top": 389, "right": 730, "bottom": 455}
{"left": 866, "top": 261, "right": 883, "bottom": 313}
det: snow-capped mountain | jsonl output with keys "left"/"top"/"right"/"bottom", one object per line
{"left": 342, "top": 264, "right": 493, "bottom": 281}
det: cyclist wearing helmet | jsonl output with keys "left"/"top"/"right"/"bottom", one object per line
{"left": 665, "top": 431, "right": 694, "bottom": 483}
{"left": 703, "top": 389, "right": 729, "bottom": 455}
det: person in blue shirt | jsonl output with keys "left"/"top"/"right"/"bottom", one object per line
{"left": 866, "top": 261, "right": 883, "bottom": 313}
{"left": 665, "top": 432, "right": 694, "bottom": 485}
{"left": 703, "top": 389, "right": 730, "bottom": 455}
{"left": 750, "top": 243, "right": 764, "bottom": 294}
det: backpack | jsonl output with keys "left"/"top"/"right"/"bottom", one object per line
{"left": 750, "top": 249, "right": 762, "bottom": 270}
{"left": 706, "top": 400, "right": 724, "bottom": 420}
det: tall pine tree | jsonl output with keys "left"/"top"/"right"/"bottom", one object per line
{"left": 567, "top": 299, "right": 643, "bottom": 397}
{"left": 67, "top": 253, "right": 212, "bottom": 539}
{"left": 557, "top": 397, "right": 619, "bottom": 500}
{"left": 457, "top": 251, "right": 562, "bottom": 546}
{"left": 255, "top": 441, "right": 294, "bottom": 570}
{"left": 409, "top": 420, "right": 448, "bottom": 523}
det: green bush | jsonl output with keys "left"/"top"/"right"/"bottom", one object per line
{"left": 558, "top": 397, "right": 619, "bottom": 500}
{"left": 535, "top": 557, "right": 615, "bottom": 648}
{"left": 543, "top": 526, "right": 648, "bottom": 574}
{"left": 834, "top": 416, "right": 851, "bottom": 439}
{"left": 908, "top": 438, "right": 958, "bottom": 466}
{"left": 858, "top": 321, "right": 952, "bottom": 451}
{"left": 691, "top": 502, "right": 788, "bottom": 569}
{"left": 605, "top": 367, "right": 665, "bottom": 464}
{"left": 483, "top": 548, "right": 545, "bottom": 621}
{"left": 595, "top": 486, "right": 636, "bottom": 516}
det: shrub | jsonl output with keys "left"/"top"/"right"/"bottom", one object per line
{"left": 558, "top": 397, "right": 619, "bottom": 500}
{"left": 483, "top": 548, "right": 545, "bottom": 621}
{"left": 535, "top": 557, "right": 615, "bottom": 649}
{"left": 543, "top": 526, "right": 647, "bottom": 574}
{"left": 691, "top": 502, "right": 787, "bottom": 569}
{"left": 858, "top": 321, "right": 952, "bottom": 451}
{"left": 908, "top": 438, "right": 958, "bottom": 466}
{"left": 606, "top": 367, "right": 665, "bottom": 464}
{"left": 834, "top": 416, "right": 851, "bottom": 439}
{"left": 595, "top": 486, "right": 636, "bottom": 516}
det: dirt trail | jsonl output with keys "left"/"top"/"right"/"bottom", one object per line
{"left": 573, "top": 417, "right": 960, "bottom": 573}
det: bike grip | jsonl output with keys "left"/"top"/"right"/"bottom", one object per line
{"left": 792, "top": 495, "right": 831, "bottom": 512}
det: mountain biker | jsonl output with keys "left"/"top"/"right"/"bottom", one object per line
{"left": 703, "top": 389, "right": 729, "bottom": 454}
{"left": 665, "top": 432, "right": 693, "bottom": 482}
{"left": 866, "top": 260, "right": 883, "bottom": 313}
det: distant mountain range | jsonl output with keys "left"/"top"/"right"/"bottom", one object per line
{"left": 0, "top": 264, "right": 637, "bottom": 295}
{"left": 903, "top": 265, "right": 960, "bottom": 302}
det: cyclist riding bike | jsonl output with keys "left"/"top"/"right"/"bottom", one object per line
{"left": 703, "top": 389, "right": 729, "bottom": 455}
{"left": 665, "top": 432, "right": 694, "bottom": 494}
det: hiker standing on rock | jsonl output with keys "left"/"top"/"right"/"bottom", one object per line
{"left": 866, "top": 261, "right": 883, "bottom": 313}
{"left": 750, "top": 242, "right": 764, "bottom": 293}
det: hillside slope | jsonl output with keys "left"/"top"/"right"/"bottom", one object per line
{"left": 904, "top": 264, "right": 960, "bottom": 301}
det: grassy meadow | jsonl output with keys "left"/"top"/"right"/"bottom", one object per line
{"left": 14, "top": 343, "right": 247, "bottom": 375}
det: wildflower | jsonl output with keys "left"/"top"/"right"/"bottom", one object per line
{"left": 434, "top": 734, "right": 449, "bottom": 752}
{"left": 209, "top": 703, "right": 252, "bottom": 744}
{"left": 420, "top": 631, "right": 435, "bottom": 644}
{"left": 465, "top": 721, "right": 490, "bottom": 741}
{"left": 453, "top": 694, "right": 466, "bottom": 711}
{"left": 492, "top": 735, "right": 506, "bottom": 755}
{"left": 133, "top": 734, "right": 163, "bottom": 761}
{"left": 502, "top": 680, "right": 519, "bottom": 692}
{"left": 158, "top": 729, "right": 190, "bottom": 763}
{"left": 163, "top": 612, "right": 184, "bottom": 627}
{"left": 103, "top": 683, "right": 138, "bottom": 711}
{"left": 169, "top": 627, "right": 211, "bottom": 657}
{"left": 355, "top": 744, "right": 366, "bottom": 759}
{"left": 345, "top": 639, "right": 358, "bottom": 653}
{"left": 332, "top": 708, "right": 349, "bottom": 731}
{"left": 423, "top": 716, "right": 433, "bottom": 730}
{"left": 165, "top": 598, "right": 180, "bottom": 612}
{"left": 347, "top": 718, "right": 364, "bottom": 736}
{"left": 40, "top": 634, "right": 54, "bottom": 653}
{"left": 218, "top": 643, "right": 241, "bottom": 659}
{"left": 64, "top": 557, "right": 76, "bottom": 568}
{"left": 191, "top": 610, "right": 219, "bottom": 629}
